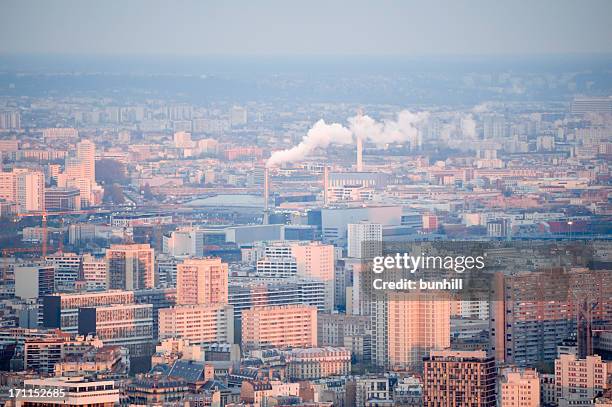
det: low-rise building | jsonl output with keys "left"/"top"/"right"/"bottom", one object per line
{"left": 423, "top": 350, "right": 496, "bottom": 407}
{"left": 158, "top": 304, "right": 234, "bottom": 346}
{"left": 285, "top": 347, "right": 351, "bottom": 380}
{"left": 555, "top": 354, "right": 610, "bottom": 407}
{"left": 241, "top": 304, "right": 317, "bottom": 351}
{"left": 18, "top": 376, "right": 119, "bottom": 406}
{"left": 500, "top": 368, "right": 540, "bottom": 407}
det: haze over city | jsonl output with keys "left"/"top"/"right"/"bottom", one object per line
{"left": 0, "top": 1, "right": 611, "bottom": 406}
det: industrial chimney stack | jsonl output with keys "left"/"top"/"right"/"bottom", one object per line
{"left": 356, "top": 136, "right": 363, "bottom": 172}
{"left": 356, "top": 107, "right": 364, "bottom": 172}
{"left": 263, "top": 167, "right": 270, "bottom": 224}
{"left": 323, "top": 165, "right": 329, "bottom": 206}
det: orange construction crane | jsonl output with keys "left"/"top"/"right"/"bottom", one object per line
{"left": 42, "top": 210, "right": 47, "bottom": 257}
{"left": 15, "top": 208, "right": 104, "bottom": 257}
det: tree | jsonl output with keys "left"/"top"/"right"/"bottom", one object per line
{"left": 96, "top": 159, "right": 128, "bottom": 185}
{"left": 103, "top": 183, "right": 125, "bottom": 204}
{"left": 142, "top": 183, "right": 154, "bottom": 200}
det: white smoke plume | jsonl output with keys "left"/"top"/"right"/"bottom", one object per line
{"left": 457, "top": 102, "right": 489, "bottom": 138}
{"left": 472, "top": 102, "right": 490, "bottom": 113}
{"left": 461, "top": 114, "right": 477, "bottom": 139}
{"left": 266, "top": 119, "right": 352, "bottom": 167}
{"left": 266, "top": 110, "right": 429, "bottom": 167}
{"left": 349, "top": 110, "right": 429, "bottom": 147}
{"left": 440, "top": 122, "right": 456, "bottom": 140}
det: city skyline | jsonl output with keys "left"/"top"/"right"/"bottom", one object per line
{"left": 0, "top": 2, "right": 611, "bottom": 406}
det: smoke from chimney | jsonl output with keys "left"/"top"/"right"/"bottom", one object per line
{"left": 266, "top": 109, "right": 429, "bottom": 167}
{"left": 266, "top": 120, "right": 352, "bottom": 168}
{"left": 472, "top": 102, "right": 490, "bottom": 113}
{"left": 263, "top": 167, "right": 270, "bottom": 224}
{"left": 461, "top": 114, "right": 477, "bottom": 139}
{"left": 356, "top": 137, "right": 363, "bottom": 171}
{"left": 440, "top": 103, "right": 488, "bottom": 140}
{"left": 348, "top": 110, "right": 429, "bottom": 147}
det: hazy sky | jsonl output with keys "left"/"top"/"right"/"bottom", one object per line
{"left": 2, "top": 0, "right": 612, "bottom": 56}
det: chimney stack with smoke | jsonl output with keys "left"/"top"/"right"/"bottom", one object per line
{"left": 356, "top": 136, "right": 363, "bottom": 172}
{"left": 323, "top": 165, "right": 329, "bottom": 206}
{"left": 355, "top": 107, "right": 364, "bottom": 172}
{"left": 266, "top": 108, "right": 429, "bottom": 168}
{"left": 263, "top": 167, "right": 270, "bottom": 224}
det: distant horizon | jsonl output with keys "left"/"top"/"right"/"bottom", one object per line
{"left": 1, "top": 50, "right": 610, "bottom": 105}
{"left": 1, "top": 52, "right": 611, "bottom": 75}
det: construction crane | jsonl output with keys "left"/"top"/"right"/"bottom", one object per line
{"left": 14, "top": 208, "right": 104, "bottom": 257}
{"left": 42, "top": 211, "right": 47, "bottom": 257}
{"left": 572, "top": 271, "right": 605, "bottom": 359}
{"left": 3, "top": 209, "right": 104, "bottom": 285}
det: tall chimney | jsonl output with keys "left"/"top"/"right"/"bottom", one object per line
{"left": 356, "top": 107, "right": 364, "bottom": 172}
{"left": 263, "top": 167, "right": 270, "bottom": 224}
{"left": 323, "top": 165, "right": 329, "bottom": 207}
{"left": 356, "top": 136, "right": 363, "bottom": 172}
